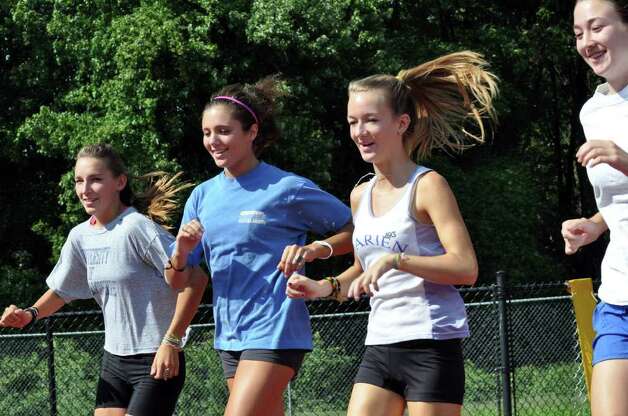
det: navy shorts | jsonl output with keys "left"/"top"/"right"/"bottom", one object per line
{"left": 95, "top": 350, "right": 185, "bottom": 416}
{"left": 592, "top": 301, "right": 628, "bottom": 365}
{"left": 217, "top": 349, "right": 308, "bottom": 380}
{"left": 354, "top": 338, "right": 465, "bottom": 404}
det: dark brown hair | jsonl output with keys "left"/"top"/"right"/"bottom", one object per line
{"left": 204, "top": 76, "right": 286, "bottom": 157}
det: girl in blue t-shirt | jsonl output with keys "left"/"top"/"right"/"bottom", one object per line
{"left": 164, "top": 77, "right": 353, "bottom": 416}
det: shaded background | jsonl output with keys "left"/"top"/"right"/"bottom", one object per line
{"left": 0, "top": 0, "right": 605, "bottom": 306}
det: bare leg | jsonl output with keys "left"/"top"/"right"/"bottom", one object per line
{"left": 407, "top": 401, "right": 461, "bottom": 416}
{"left": 347, "top": 383, "right": 405, "bottom": 416}
{"left": 94, "top": 408, "right": 126, "bottom": 416}
{"left": 591, "top": 359, "right": 628, "bottom": 416}
{"left": 224, "top": 360, "right": 293, "bottom": 416}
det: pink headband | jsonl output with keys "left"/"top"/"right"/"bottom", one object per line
{"left": 213, "top": 96, "right": 259, "bottom": 125}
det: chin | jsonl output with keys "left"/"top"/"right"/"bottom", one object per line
{"left": 211, "top": 158, "right": 229, "bottom": 169}
{"left": 360, "top": 153, "right": 380, "bottom": 164}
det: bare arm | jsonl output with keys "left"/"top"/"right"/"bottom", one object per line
{"left": 561, "top": 212, "right": 608, "bottom": 255}
{"left": 0, "top": 289, "right": 66, "bottom": 328}
{"left": 167, "top": 267, "right": 208, "bottom": 338}
{"left": 152, "top": 266, "right": 209, "bottom": 380}
{"left": 278, "top": 221, "right": 354, "bottom": 277}
{"left": 398, "top": 172, "right": 478, "bottom": 285}
{"left": 164, "top": 219, "right": 205, "bottom": 289}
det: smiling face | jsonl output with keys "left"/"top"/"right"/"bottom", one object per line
{"left": 74, "top": 157, "right": 126, "bottom": 226}
{"left": 574, "top": 0, "right": 628, "bottom": 91}
{"left": 347, "top": 90, "right": 409, "bottom": 164}
{"left": 201, "top": 104, "right": 259, "bottom": 177}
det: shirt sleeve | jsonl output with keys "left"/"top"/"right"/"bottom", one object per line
{"left": 175, "top": 188, "right": 204, "bottom": 267}
{"left": 140, "top": 223, "right": 175, "bottom": 275}
{"left": 289, "top": 179, "right": 352, "bottom": 235}
{"left": 46, "top": 234, "right": 91, "bottom": 302}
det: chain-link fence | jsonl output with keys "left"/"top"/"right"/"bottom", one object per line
{"left": 0, "top": 274, "right": 590, "bottom": 415}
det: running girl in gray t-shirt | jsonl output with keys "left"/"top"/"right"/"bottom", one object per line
{"left": 0, "top": 143, "right": 208, "bottom": 416}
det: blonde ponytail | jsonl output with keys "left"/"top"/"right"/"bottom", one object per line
{"left": 133, "top": 171, "right": 193, "bottom": 229}
{"left": 349, "top": 51, "right": 498, "bottom": 160}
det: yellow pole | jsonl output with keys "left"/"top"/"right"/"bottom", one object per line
{"left": 567, "top": 278, "right": 596, "bottom": 402}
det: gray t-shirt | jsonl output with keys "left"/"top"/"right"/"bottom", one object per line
{"left": 47, "top": 207, "right": 177, "bottom": 355}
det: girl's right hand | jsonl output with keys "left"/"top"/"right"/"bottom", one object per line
{"left": 561, "top": 217, "right": 604, "bottom": 254}
{"left": 175, "top": 219, "right": 204, "bottom": 255}
{"left": 0, "top": 305, "right": 32, "bottom": 329}
{"left": 286, "top": 274, "right": 332, "bottom": 299}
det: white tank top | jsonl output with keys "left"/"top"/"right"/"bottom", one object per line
{"left": 353, "top": 166, "right": 469, "bottom": 345}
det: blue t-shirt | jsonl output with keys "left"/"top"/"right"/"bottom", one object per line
{"left": 181, "top": 162, "right": 351, "bottom": 350}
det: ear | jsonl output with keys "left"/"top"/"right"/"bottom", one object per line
{"left": 116, "top": 174, "right": 128, "bottom": 192}
{"left": 247, "top": 123, "right": 259, "bottom": 143}
{"left": 398, "top": 113, "right": 411, "bottom": 136}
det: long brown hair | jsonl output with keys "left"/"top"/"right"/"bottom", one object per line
{"left": 348, "top": 51, "right": 498, "bottom": 160}
{"left": 204, "top": 76, "right": 286, "bottom": 157}
{"left": 76, "top": 143, "right": 192, "bottom": 228}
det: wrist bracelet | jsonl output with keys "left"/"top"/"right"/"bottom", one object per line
{"left": 165, "top": 258, "right": 186, "bottom": 272}
{"left": 323, "top": 276, "right": 344, "bottom": 303}
{"left": 312, "top": 240, "right": 333, "bottom": 259}
{"left": 162, "top": 333, "right": 183, "bottom": 350}
{"left": 23, "top": 306, "right": 39, "bottom": 330}
{"left": 392, "top": 253, "right": 400, "bottom": 269}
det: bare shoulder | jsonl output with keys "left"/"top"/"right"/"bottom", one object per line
{"left": 414, "top": 170, "right": 459, "bottom": 217}
{"left": 349, "top": 182, "right": 369, "bottom": 214}
{"left": 416, "top": 170, "right": 451, "bottom": 194}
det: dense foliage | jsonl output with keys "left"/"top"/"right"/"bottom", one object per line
{"left": 0, "top": 0, "right": 605, "bottom": 305}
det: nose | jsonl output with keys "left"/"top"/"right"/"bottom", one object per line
{"left": 582, "top": 30, "right": 595, "bottom": 50}
{"left": 207, "top": 131, "right": 221, "bottom": 145}
{"left": 76, "top": 181, "right": 87, "bottom": 195}
{"left": 355, "top": 121, "right": 368, "bottom": 137}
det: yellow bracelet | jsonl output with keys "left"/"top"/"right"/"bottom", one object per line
{"left": 392, "top": 253, "right": 401, "bottom": 269}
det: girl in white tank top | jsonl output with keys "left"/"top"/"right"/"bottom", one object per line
{"left": 286, "top": 51, "right": 497, "bottom": 416}
{"left": 353, "top": 165, "right": 469, "bottom": 345}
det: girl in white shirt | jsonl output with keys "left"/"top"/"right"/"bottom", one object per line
{"left": 564, "top": 1, "right": 628, "bottom": 415}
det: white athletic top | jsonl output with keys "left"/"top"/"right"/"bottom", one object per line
{"left": 580, "top": 83, "right": 628, "bottom": 305}
{"left": 353, "top": 166, "right": 469, "bottom": 345}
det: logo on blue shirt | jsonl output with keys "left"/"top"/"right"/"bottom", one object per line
{"left": 238, "top": 210, "right": 267, "bottom": 224}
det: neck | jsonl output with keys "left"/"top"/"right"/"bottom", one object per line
{"left": 606, "top": 73, "right": 628, "bottom": 94}
{"left": 224, "top": 156, "right": 260, "bottom": 178}
{"left": 92, "top": 201, "right": 126, "bottom": 228}
{"left": 373, "top": 158, "right": 417, "bottom": 189}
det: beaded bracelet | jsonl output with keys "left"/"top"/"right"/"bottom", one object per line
{"left": 323, "top": 276, "right": 344, "bottom": 303}
{"left": 162, "top": 333, "right": 183, "bottom": 350}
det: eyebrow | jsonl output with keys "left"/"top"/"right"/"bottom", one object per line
{"left": 574, "top": 16, "right": 606, "bottom": 29}
{"left": 203, "top": 124, "right": 231, "bottom": 130}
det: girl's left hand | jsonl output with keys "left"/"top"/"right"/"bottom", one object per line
{"left": 151, "top": 344, "right": 180, "bottom": 380}
{"left": 347, "top": 253, "right": 395, "bottom": 300}
{"left": 277, "top": 244, "right": 316, "bottom": 277}
{"left": 576, "top": 140, "right": 628, "bottom": 175}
